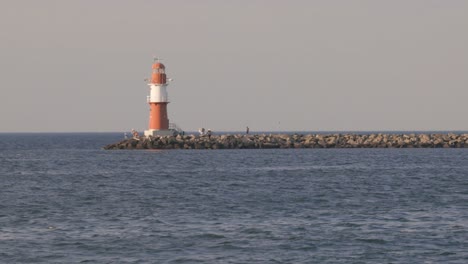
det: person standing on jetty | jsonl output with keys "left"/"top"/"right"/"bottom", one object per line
{"left": 246, "top": 126, "right": 249, "bottom": 134}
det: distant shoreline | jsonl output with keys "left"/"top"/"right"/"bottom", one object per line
{"left": 1, "top": 130, "right": 468, "bottom": 134}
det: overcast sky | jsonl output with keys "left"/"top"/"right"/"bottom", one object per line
{"left": 1, "top": 0, "right": 467, "bottom": 132}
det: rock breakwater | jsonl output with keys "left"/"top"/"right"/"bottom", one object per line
{"left": 104, "top": 133, "right": 468, "bottom": 150}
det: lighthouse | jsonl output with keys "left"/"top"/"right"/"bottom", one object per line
{"left": 144, "top": 59, "right": 177, "bottom": 137}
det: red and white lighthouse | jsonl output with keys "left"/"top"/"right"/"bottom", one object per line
{"left": 144, "top": 59, "right": 175, "bottom": 137}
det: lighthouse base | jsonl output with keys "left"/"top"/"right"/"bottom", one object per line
{"left": 144, "top": 129, "right": 177, "bottom": 137}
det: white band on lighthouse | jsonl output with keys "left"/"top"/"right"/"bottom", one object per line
{"left": 149, "top": 84, "right": 168, "bottom": 103}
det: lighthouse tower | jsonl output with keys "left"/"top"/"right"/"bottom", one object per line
{"left": 144, "top": 59, "right": 175, "bottom": 137}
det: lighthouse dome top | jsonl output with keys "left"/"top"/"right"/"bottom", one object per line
{"left": 152, "top": 62, "right": 165, "bottom": 69}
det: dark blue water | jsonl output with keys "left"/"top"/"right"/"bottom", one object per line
{"left": 0, "top": 133, "right": 467, "bottom": 263}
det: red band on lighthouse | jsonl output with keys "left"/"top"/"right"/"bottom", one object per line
{"left": 149, "top": 103, "right": 169, "bottom": 130}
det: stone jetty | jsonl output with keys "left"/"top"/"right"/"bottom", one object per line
{"left": 103, "top": 133, "right": 468, "bottom": 150}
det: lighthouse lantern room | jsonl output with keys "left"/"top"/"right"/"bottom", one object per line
{"left": 144, "top": 59, "right": 177, "bottom": 137}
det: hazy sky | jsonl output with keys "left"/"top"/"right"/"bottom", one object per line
{"left": 1, "top": 0, "right": 467, "bottom": 132}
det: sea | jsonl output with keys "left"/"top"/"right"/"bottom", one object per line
{"left": 0, "top": 132, "right": 467, "bottom": 263}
